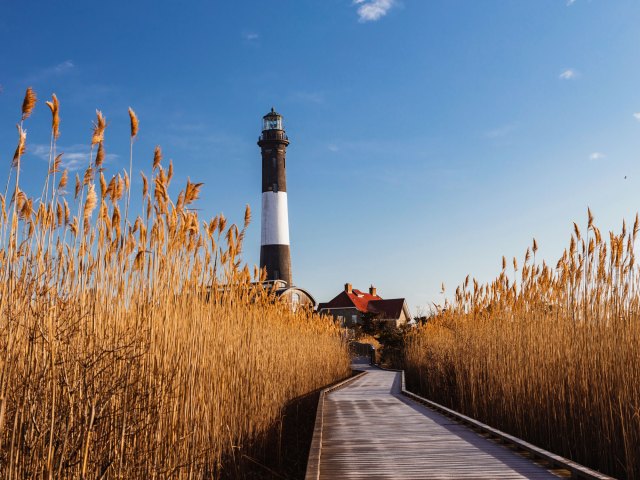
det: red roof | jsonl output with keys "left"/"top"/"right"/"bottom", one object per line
{"left": 318, "top": 288, "right": 409, "bottom": 321}
{"left": 368, "top": 299, "right": 407, "bottom": 320}
{"left": 318, "top": 289, "right": 382, "bottom": 313}
{"left": 349, "top": 289, "right": 382, "bottom": 312}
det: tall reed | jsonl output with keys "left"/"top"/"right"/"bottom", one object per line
{"left": 405, "top": 213, "right": 640, "bottom": 479}
{"left": 0, "top": 89, "right": 350, "bottom": 479}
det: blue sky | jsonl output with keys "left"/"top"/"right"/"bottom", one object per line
{"left": 1, "top": 0, "right": 640, "bottom": 312}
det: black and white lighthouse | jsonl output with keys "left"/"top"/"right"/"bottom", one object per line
{"left": 258, "top": 108, "right": 292, "bottom": 286}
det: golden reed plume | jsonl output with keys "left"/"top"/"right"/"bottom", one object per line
{"left": 152, "top": 145, "right": 162, "bottom": 170}
{"left": 49, "top": 153, "right": 63, "bottom": 174}
{"left": 21, "top": 87, "right": 37, "bottom": 121}
{"left": 45, "top": 94, "right": 60, "bottom": 139}
{"left": 95, "top": 142, "right": 105, "bottom": 167}
{"left": 91, "top": 110, "right": 106, "bottom": 145}
{"left": 128, "top": 107, "right": 139, "bottom": 138}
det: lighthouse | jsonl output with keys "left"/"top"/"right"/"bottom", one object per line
{"left": 258, "top": 108, "right": 292, "bottom": 286}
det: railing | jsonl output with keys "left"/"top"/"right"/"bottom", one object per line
{"left": 258, "top": 130, "right": 289, "bottom": 143}
{"left": 305, "top": 370, "right": 367, "bottom": 480}
{"left": 377, "top": 364, "right": 616, "bottom": 480}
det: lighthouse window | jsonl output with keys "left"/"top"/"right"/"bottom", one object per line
{"left": 273, "top": 183, "right": 278, "bottom": 192}
{"left": 291, "top": 293, "right": 300, "bottom": 312}
{"left": 272, "top": 157, "right": 276, "bottom": 168}
{"left": 264, "top": 117, "right": 282, "bottom": 130}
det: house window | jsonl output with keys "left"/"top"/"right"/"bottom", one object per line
{"left": 352, "top": 314, "right": 358, "bottom": 325}
{"left": 292, "top": 293, "right": 300, "bottom": 312}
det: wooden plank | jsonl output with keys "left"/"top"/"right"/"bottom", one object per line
{"left": 315, "top": 360, "right": 567, "bottom": 479}
{"left": 305, "top": 369, "right": 369, "bottom": 480}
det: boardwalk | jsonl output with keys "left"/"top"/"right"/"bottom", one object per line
{"left": 315, "top": 361, "right": 565, "bottom": 479}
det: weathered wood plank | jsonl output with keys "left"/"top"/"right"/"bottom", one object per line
{"left": 315, "top": 361, "right": 565, "bottom": 480}
{"left": 305, "top": 370, "right": 369, "bottom": 480}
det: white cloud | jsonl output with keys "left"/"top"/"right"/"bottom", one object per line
{"left": 567, "top": 0, "right": 577, "bottom": 5}
{"left": 243, "top": 32, "right": 259, "bottom": 42}
{"left": 28, "top": 143, "right": 117, "bottom": 171}
{"left": 559, "top": 68, "right": 578, "bottom": 80}
{"left": 328, "top": 144, "right": 339, "bottom": 152}
{"left": 26, "top": 60, "right": 75, "bottom": 83}
{"left": 353, "top": 0, "right": 396, "bottom": 22}
{"left": 484, "top": 124, "right": 516, "bottom": 139}
{"left": 589, "top": 152, "right": 605, "bottom": 160}
{"left": 633, "top": 113, "right": 640, "bottom": 121}
{"left": 53, "top": 60, "right": 74, "bottom": 73}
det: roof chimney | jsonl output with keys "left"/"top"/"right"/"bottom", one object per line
{"left": 344, "top": 283, "right": 353, "bottom": 294}
{"left": 369, "top": 285, "right": 377, "bottom": 297}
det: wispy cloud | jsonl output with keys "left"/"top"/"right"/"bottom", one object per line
{"left": 589, "top": 152, "right": 605, "bottom": 161}
{"left": 353, "top": 0, "right": 397, "bottom": 22}
{"left": 163, "top": 122, "right": 253, "bottom": 161}
{"left": 242, "top": 31, "right": 259, "bottom": 42}
{"left": 566, "top": 0, "right": 577, "bottom": 6}
{"left": 327, "top": 144, "right": 339, "bottom": 152}
{"left": 633, "top": 112, "right": 640, "bottom": 121}
{"left": 26, "top": 60, "right": 75, "bottom": 83}
{"left": 559, "top": 68, "right": 578, "bottom": 80}
{"left": 52, "top": 60, "right": 74, "bottom": 73}
{"left": 28, "top": 143, "right": 117, "bottom": 171}
{"left": 484, "top": 124, "right": 516, "bottom": 139}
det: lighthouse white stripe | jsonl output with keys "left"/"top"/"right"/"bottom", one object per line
{"left": 261, "top": 191, "right": 290, "bottom": 246}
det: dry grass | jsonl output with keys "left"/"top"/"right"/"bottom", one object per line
{"left": 354, "top": 334, "right": 381, "bottom": 351}
{"left": 405, "top": 212, "right": 640, "bottom": 479}
{"left": 0, "top": 89, "right": 350, "bottom": 479}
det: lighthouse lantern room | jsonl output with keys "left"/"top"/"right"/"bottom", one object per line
{"left": 263, "top": 108, "right": 283, "bottom": 131}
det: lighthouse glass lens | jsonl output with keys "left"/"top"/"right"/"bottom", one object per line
{"left": 264, "top": 117, "right": 282, "bottom": 131}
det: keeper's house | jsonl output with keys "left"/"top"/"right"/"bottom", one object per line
{"left": 317, "top": 283, "right": 411, "bottom": 328}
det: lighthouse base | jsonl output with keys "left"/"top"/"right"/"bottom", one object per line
{"left": 260, "top": 244, "right": 292, "bottom": 286}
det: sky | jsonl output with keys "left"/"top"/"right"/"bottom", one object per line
{"left": 1, "top": 0, "right": 640, "bottom": 313}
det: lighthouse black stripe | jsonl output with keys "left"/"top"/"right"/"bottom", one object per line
{"left": 261, "top": 152, "right": 287, "bottom": 192}
{"left": 260, "top": 245, "right": 292, "bottom": 285}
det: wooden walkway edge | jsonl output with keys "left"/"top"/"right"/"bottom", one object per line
{"left": 306, "top": 370, "right": 368, "bottom": 480}
{"left": 398, "top": 377, "right": 614, "bottom": 480}
{"left": 306, "top": 360, "right": 615, "bottom": 480}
